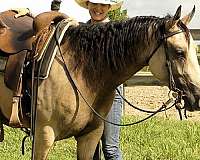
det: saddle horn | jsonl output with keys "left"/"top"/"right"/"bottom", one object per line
{"left": 33, "top": 11, "right": 69, "bottom": 34}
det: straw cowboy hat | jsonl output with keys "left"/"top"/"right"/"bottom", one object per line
{"left": 75, "top": 0, "right": 123, "bottom": 11}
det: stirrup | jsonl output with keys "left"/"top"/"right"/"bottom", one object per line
{"left": 9, "top": 97, "right": 22, "bottom": 127}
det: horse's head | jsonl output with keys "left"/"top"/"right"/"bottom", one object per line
{"left": 149, "top": 5, "right": 200, "bottom": 111}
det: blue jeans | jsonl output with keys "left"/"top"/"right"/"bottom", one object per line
{"left": 94, "top": 85, "right": 123, "bottom": 160}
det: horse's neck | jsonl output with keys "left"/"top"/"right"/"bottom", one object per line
{"left": 64, "top": 19, "right": 160, "bottom": 91}
{"left": 126, "top": 19, "right": 160, "bottom": 64}
{"left": 113, "top": 38, "right": 159, "bottom": 85}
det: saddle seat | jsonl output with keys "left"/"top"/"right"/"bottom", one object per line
{"left": 0, "top": 10, "right": 34, "bottom": 54}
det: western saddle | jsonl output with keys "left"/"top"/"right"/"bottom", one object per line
{"left": 0, "top": 10, "right": 69, "bottom": 140}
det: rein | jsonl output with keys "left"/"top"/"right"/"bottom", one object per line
{"left": 55, "top": 23, "right": 186, "bottom": 126}
{"left": 116, "top": 88, "right": 175, "bottom": 114}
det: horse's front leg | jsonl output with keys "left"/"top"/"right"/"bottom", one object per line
{"left": 76, "top": 122, "right": 104, "bottom": 160}
{"left": 32, "top": 124, "right": 55, "bottom": 160}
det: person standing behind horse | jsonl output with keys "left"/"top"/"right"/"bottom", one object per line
{"left": 75, "top": 0, "right": 124, "bottom": 159}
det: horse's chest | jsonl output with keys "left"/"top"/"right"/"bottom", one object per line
{"left": 55, "top": 107, "right": 92, "bottom": 139}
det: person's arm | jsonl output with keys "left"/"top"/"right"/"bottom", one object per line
{"left": 11, "top": 8, "right": 34, "bottom": 18}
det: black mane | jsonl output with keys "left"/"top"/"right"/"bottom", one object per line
{"left": 63, "top": 15, "right": 180, "bottom": 89}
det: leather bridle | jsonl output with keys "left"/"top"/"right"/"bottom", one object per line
{"left": 138, "top": 21, "right": 187, "bottom": 120}
{"left": 161, "top": 23, "right": 186, "bottom": 120}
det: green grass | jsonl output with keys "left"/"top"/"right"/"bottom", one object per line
{"left": 1, "top": 116, "right": 200, "bottom": 160}
{"left": 121, "top": 116, "right": 200, "bottom": 160}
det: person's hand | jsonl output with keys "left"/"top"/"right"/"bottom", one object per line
{"left": 11, "top": 8, "right": 30, "bottom": 18}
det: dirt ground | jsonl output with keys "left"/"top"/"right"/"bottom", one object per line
{"left": 124, "top": 86, "right": 200, "bottom": 121}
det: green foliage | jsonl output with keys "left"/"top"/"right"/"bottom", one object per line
{"left": 108, "top": 8, "right": 128, "bottom": 21}
{"left": 2, "top": 116, "right": 200, "bottom": 159}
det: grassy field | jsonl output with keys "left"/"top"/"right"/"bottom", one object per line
{"left": 1, "top": 116, "right": 200, "bottom": 160}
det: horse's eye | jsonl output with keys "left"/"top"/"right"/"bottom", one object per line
{"left": 176, "top": 49, "right": 185, "bottom": 57}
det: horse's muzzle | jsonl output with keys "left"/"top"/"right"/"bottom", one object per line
{"left": 182, "top": 91, "right": 200, "bottom": 111}
{"left": 175, "top": 78, "right": 200, "bottom": 111}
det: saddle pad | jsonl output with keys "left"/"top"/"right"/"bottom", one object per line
{"left": 35, "top": 19, "right": 73, "bottom": 79}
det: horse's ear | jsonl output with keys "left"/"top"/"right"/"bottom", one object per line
{"left": 173, "top": 5, "right": 182, "bottom": 21}
{"left": 181, "top": 5, "right": 195, "bottom": 25}
{"left": 165, "top": 5, "right": 181, "bottom": 30}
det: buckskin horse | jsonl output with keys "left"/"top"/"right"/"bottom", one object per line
{"left": 0, "top": 6, "right": 200, "bottom": 160}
